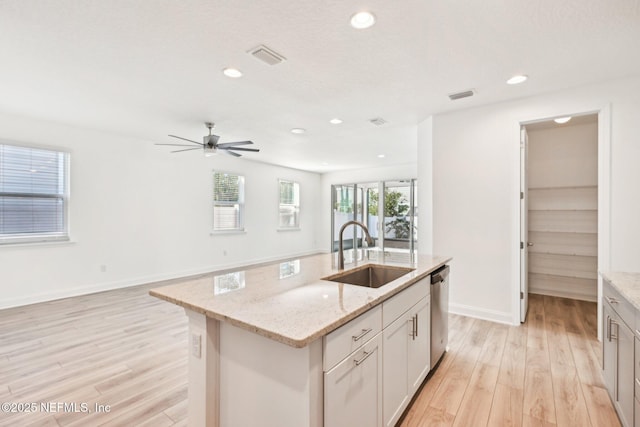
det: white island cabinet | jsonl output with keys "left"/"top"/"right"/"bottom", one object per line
{"left": 150, "top": 253, "right": 451, "bottom": 427}
{"left": 382, "top": 277, "right": 430, "bottom": 427}
{"left": 600, "top": 272, "right": 640, "bottom": 427}
{"left": 323, "top": 305, "right": 383, "bottom": 427}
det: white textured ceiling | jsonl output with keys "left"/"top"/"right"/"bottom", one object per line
{"left": 1, "top": 0, "right": 639, "bottom": 172}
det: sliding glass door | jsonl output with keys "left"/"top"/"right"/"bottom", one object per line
{"left": 331, "top": 179, "right": 417, "bottom": 263}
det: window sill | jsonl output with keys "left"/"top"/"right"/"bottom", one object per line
{"left": 210, "top": 229, "right": 247, "bottom": 236}
{"left": 0, "top": 237, "right": 75, "bottom": 248}
{"left": 277, "top": 227, "right": 301, "bottom": 232}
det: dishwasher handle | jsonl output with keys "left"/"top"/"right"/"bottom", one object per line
{"left": 430, "top": 265, "right": 449, "bottom": 284}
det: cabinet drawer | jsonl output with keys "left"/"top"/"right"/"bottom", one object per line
{"left": 604, "top": 280, "right": 635, "bottom": 328}
{"left": 324, "top": 305, "right": 382, "bottom": 371}
{"left": 382, "top": 277, "right": 429, "bottom": 328}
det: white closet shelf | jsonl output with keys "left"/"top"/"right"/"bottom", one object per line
{"left": 529, "top": 250, "right": 597, "bottom": 257}
{"left": 528, "top": 185, "right": 597, "bottom": 190}
{"left": 528, "top": 209, "right": 597, "bottom": 212}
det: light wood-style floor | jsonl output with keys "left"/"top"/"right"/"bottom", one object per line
{"left": 400, "top": 294, "right": 620, "bottom": 427}
{"left": 0, "top": 287, "right": 619, "bottom": 427}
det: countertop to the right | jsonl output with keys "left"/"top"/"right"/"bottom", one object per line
{"left": 600, "top": 271, "right": 640, "bottom": 311}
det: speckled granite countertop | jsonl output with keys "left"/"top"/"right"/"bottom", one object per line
{"left": 150, "top": 253, "right": 451, "bottom": 348}
{"left": 600, "top": 271, "right": 640, "bottom": 311}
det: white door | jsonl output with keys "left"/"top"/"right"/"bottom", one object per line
{"left": 382, "top": 313, "right": 411, "bottom": 427}
{"left": 408, "top": 297, "right": 430, "bottom": 394}
{"left": 520, "top": 127, "right": 529, "bottom": 322}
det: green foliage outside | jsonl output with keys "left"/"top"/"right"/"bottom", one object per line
{"left": 368, "top": 190, "right": 413, "bottom": 239}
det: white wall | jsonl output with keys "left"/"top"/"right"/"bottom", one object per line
{"left": 0, "top": 112, "right": 323, "bottom": 309}
{"left": 527, "top": 121, "right": 598, "bottom": 188}
{"left": 418, "top": 75, "right": 640, "bottom": 324}
{"left": 319, "top": 163, "right": 418, "bottom": 252}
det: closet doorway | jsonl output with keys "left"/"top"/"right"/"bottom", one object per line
{"left": 523, "top": 114, "right": 599, "bottom": 306}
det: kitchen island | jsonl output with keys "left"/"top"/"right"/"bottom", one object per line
{"left": 150, "top": 252, "right": 451, "bottom": 427}
{"left": 600, "top": 271, "right": 640, "bottom": 427}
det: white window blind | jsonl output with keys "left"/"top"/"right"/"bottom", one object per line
{"left": 0, "top": 143, "right": 69, "bottom": 244}
{"left": 278, "top": 179, "right": 300, "bottom": 228}
{"left": 213, "top": 172, "right": 244, "bottom": 231}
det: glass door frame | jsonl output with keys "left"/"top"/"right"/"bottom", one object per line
{"left": 330, "top": 179, "right": 417, "bottom": 261}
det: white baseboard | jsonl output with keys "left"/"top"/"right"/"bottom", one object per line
{"left": 448, "top": 302, "right": 516, "bottom": 325}
{"left": 0, "top": 249, "right": 324, "bottom": 310}
{"left": 529, "top": 289, "right": 597, "bottom": 302}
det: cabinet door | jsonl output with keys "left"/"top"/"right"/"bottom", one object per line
{"left": 325, "top": 333, "right": 383, "bottom": 427}
{"left": 382, "top": 312, "right": 411, "bottom": 427}
{"left": 617, "top": 320, "right": 634, "bottom": 427}
{"left": 408, "top": 297, "right": 431, "bottom": 395}
{"left": 603, "top": 302, "right": 617, "bottom": 401}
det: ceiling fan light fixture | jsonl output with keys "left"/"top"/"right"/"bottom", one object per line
{"left": 223, "top": 67, "right": 243, "bottom": 78}
{"left": 159, "top": 122, "right": 259, "bottom": 158}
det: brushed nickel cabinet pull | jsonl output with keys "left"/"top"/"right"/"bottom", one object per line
{"left": 354, "top": 350, "right": 373, "bottom": 366}
{"left": 410, "top": 316, "right": 416, "bottom": 340}
{"left": 352, "top": 328, "right": 372, "bottom": 342}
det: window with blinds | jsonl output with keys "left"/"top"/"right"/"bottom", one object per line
{"left": 0, "top": 143, "right": 70, "bottom": 244}
{"left": 213, "top": 171, "right": 244, "bottom": 231}
{"left": 278, "top": 179, "right": 300, "bottom": 228}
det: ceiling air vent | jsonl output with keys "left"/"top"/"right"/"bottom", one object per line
{"left": 369, "top": 117, "right": 388, "bottom": 126}
{"left": 448, "top": 89, "right": 475, "bottom": 101}
{"left": 248, "top": 45, "right": 286, "bottom": 65}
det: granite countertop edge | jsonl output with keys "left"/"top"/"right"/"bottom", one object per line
{"left": 150, "top": 255, "right": 452, "bottom": 348}
{"left": 600, "top": 271, "right": 640, "bottom": 312}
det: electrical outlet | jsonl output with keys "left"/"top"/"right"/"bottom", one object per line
{"left": 191, "top": 333, "right": 202, "bottom": 359}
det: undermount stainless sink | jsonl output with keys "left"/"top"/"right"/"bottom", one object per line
{"left": 322, "top": 264, "right": 415, "bottom": 288}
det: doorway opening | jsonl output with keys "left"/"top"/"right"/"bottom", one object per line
{"left": 331, "top": 179, "right": 417, "bottom": 264}
{"left": 520, "top": 113, "right": 599, "bottom": 324}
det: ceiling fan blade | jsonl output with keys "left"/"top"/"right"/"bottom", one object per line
{"left": 156, "top": 143, "right": 200, "bottom": 147}
{"left": 217, "top": 141, "right": 253, "bottom": 148}
{"left": 168, "top": 135, "right": 204, "bottom": 146}
{"left": 170, "top": 147, "right": 203, "bottom": 153}
{"left": 221, "top": 147, "right": 260, "bottom": 152}
{"left": 223, "top": 150, "right": 242, "bottom": 157}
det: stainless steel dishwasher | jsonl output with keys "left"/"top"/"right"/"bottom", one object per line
{"left": 430, "top": 265, "right": 449, "bottom": 366}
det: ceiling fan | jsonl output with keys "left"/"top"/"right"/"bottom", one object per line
{"left": 156, "top": 122, "right": 260, "bottom": 157}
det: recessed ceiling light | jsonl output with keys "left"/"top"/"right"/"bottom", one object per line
{"left": 554, "top": 117, "right": 572, "bottom": 124}
{"left": 350, "top": 11, "right": 376, "bottom": 29}
{"left": 377, "top": 154, "right": 385, "bottom": 158}
{"left": 290, "top": 128, "right": 306, "bottom": 134}
{"left": 329, "top": 118, "right": 343, "bottom": 124}
{"left": 222, "top": 68, "right": 243, "bottom": 78}
{"left": 507, "top": 75, "right": 528, "bottom": 85}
